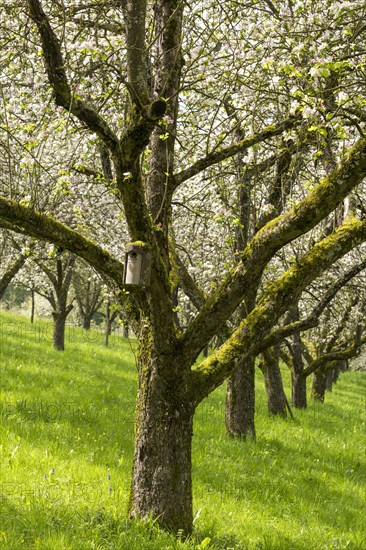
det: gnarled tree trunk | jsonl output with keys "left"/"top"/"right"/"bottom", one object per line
{"left": 129, "top": 329, "right": 194, "bottom": 533}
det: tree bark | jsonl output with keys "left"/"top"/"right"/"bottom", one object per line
{"left": 286, "top": 305, "right": 308, "bottom": 408}
{"left": 292, "top": 372, "right": 307, "bottom": 408}
{"left": 225, "top": 356, "right": 256, "bottom": 438}
{"left": 311, "top": 369, "right": 327, "bottom": 402}
{"left": 52, "top": 311, "right": 67, "bottom": 351}
{"left": 326, "top": 369, "right": 334, "bottom": 391}
{"left": 259, "top": 348, "right": 287, "bottom": 417}
{"left": 82, "top": 315, "right": 92, "bottom": 330}
{"left": 129, "top": 331, "right": 194, "bottom": 533}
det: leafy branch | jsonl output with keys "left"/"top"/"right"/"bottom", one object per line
{"left": 27, "top": 0, "right": 120, "bottom": 152}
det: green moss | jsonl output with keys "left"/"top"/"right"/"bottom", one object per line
{"left": 190, "top": 217, "right": 366, "bottom": 405}
{"left": 125, "top": 241, "right": 152, "bottom": 249}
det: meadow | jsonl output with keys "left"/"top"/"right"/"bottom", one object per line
{"left": 0, "top": 311, "right": 365, "bottom": 549}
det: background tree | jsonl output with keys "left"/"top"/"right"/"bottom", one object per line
{"left": 33, "top": 251, "right": 76, "bottom": 351}
{"left": 73, "top": 261, "right": 105, "bottom": 330}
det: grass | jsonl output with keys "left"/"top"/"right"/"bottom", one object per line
{"left": 0, "top": 310, "right": 365, "bottom": 549}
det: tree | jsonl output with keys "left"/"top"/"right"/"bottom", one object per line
{"left": 73, "top": 261, "right": 105, "bottom": 330}
{"left": 32, "top": 251, "right": 76, "bottom": 350}
{"left": 0, "top": 0, "right": 365, "bottom": 534}
{"left": 104, "top": 296, "right": 122, "bottom": 347}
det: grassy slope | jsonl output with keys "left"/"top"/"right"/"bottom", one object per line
{"left": 0, "top": 311, "right": 365, "bottom": 549}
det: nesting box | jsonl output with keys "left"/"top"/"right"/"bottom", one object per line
{"left": 124, "top": 243, "right": 152, "bottom": 286}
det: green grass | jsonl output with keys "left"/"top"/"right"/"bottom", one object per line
{"left": 0, "top": 311, "right": 365, "bottom": 549}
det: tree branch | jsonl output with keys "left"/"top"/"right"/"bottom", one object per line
{"left": 172, "top": 114, "right": 302, "bottom": 189}
{"left": 27, "top": 0, "right": 120, "bottom": 152}
{"left": 0, "top": 197, "right": 124, "bottom": 287}
{"left": 176, "top": 256, "right": 206, "bottom": 310}
{"left": 179, "top": 137, "right": 366, "bottom": 365}
{"left": 303, "top": 336, "right": 366, "bottom": 377}
{"left": 261, "top": 258, "right": 366, "bottom": 349}
{"left": 189, "top": 216, "right": 366, "bottom": 404}
{"left": 122, "top": 0, "right": 151, "bottom": 107}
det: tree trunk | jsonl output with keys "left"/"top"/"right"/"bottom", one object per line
{"left": 83, "top": 315, "right": 92, "bottom": 330}
{"left": 326, "top": 369, "right": 334, "bottom": 391}
{"left": 225, "top": 356, "right": 256, "bottom": 438}
{"left": 52, "top": 311, "right": 67, "bottom": 351}
{"left": 259, "top": 349, "right": 287, "bottom": 417}
{"left": 311, "top": 369, "right": 327, "bottom": 402}
{"left": 30, "top": 287, "right": 35, "bottom": 324}
{"left": 105, "top": 300, "right": 111, "bottom": 347}
{"left": 289, "top": 308, "right": 307, "bottom": 409}
{"left": 332, "top": 364, "right": 341, "bottom": 384}
{"left": 129, "top": 340, "right": 194, "bottom": 534}
{"left": 292, "top": 372, "right": 307, "bottom": 408}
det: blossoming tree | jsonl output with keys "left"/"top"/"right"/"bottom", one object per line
{"left": 0, "top": 0, "right": 365, "bottom": 534}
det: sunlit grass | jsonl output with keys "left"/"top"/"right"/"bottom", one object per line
{"left": 0, "top": 311, "right": 365, "bottom": 549}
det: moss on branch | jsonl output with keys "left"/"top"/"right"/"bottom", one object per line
{"left": 189, "top": 217, "right": 366, "bottom": 404}
{"left": 179, "top": 137, "right": 366, "bottom": 366}
{"left": 0, "top": 197, "right": 124, "bottom": 286}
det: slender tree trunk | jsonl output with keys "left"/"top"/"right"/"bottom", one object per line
{"left": 332, "top": 364, "right": 341, "bottom": 384}
{"left": 225, "top": 356, "right": 256, "bottom": 438}
{"left": 105, "top": 300, "right": 110, "bottom": 347}
{"left": 129, "top": 335, "right": 194, "bottom": 533}
{"left": 52, "top": 311, "right": 67, "bottom": 351}
{"left": 30, "top": 287, "right": 35, "bottom": 324}
{"left": 259, "top": 349, "right": 287, "bottom": 417}
{"left": 311, "top": 369, "right": 327, "bottom": 402}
